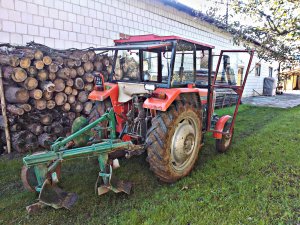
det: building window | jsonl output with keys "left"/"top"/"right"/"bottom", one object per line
{"left": 269, "top": 67, "right": 273, "bottom": 77}
{"left": 255, "top": 63, "right": 261, "bottom": 76}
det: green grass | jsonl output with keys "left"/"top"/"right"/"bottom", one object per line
{"left": 0, "top": 105, "right": 299, "bottom": 225}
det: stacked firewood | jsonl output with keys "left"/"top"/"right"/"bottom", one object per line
{"left": 0, "top": 43, "right": 112, "bottom": 153}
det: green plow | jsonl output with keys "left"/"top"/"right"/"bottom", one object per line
{"left": 21, "top": 109, "right": 143, "bottom": 214}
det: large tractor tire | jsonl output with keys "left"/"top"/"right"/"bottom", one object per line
{"left": 146, "top": 94, "right": 202, "bottom": 183}
{"left": 216, "top": 122, "right": 234, "bottom": 153}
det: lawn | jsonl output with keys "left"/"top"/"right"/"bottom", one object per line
{"left": 0, "top": 105, "right": 299, "bottom": 225}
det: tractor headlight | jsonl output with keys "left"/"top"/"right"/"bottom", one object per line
{"left": 144, "top": 84, "right": 156, "bottom": 91}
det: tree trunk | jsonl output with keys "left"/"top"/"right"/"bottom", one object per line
{"left": 28, "top": 123, "right": 43, "bottom": 136}
{"left": 48, "top": 72, "right": 56, "bottom": 81}
{"left": 34, "top": 99, "right": 47, "bottom": 110}
{"left": 76, "top": 67, "right": 85, "bottom": 76}
{"left": 40, "top": 114, "right": 53, "bottom": 125}
{"left": 78, "top": 91, "right": 88, "bottom": 103}
{"left": 34, "top": 60, "right": 44, "bottom": 70}
{"left": 5, "top": 86, "right": 29, "bottom": 103}
{"left": 83, "top": 102, "right": 93, "bottom": 115}
{"left": 43, "top": 56, "right": 52, "bottom": 65}
{"left": 48, "top": 63, "right": 59, "bottom": 73}
{"left": 55, "top": 92, "right": 67, "bottom": 105}
{"left": 54, "top": 78, "right": 65, "bottom": 92}
{"left": 37, "top": 69, "right": 48, "bottom": 81}
{"left": 84, "top": 83, "right": 94, "bottom": 91}
{"left": 19, "top": 57, "right": 31, "bottom": 69}
{"left": 7, "top": 104, "right": 24, "bottom": 115}
{"left": 29, "top": 89, "right": 43, "bottom": 100}
{"left": 12, "top": 68, "right": 27, "bottom": 82}
{"left": 74, "top": 77, "right": 84, "bottom": 90}
{"left": 62, "top": 102, "right": 71, "bottom": 112}
{"left": 83, "top": 72, "right": 94, "bottom": 83}
{"left": 67, "top": 95, "right": 76, "bottom": 104}
{"left": 22, "top": 77, "right": 38, "bottom": 90}
{"left": 43, "top": 90, "right": 53, "bottom": 100}
{"left": 64, "top": 86, "right": 73, "bottom": 95}
{"left": 83, "top": 61, "right": 94, "bottom": 73}
{"left": 40, "top": 81, "right": 55, "bottom": 92}
{"left": 46, "top": 100, "right": 56, "bottom": 109}
{"left": 0, "top": 55, "right": 20, "bottom": 67}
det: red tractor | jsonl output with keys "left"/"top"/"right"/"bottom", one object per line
{"left": 22, "top": 35, "right": 254, "bottom": 212}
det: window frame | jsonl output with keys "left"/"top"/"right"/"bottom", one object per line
{"left": 255, "top": 63, "right": 261, "bottom": 76}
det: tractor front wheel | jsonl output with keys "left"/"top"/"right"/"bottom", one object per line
{"left": 146, "top": 99, "right": 202, "bottom": 183}
{"left": 215, "top": 122, "right": 234, "bottom": 153}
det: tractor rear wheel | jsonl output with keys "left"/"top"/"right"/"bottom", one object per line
{"left": 216, "top": 122, "right": 234, "bottom": 153}
{"left": 146, "top": 95, "right": 202, "bottom": 183}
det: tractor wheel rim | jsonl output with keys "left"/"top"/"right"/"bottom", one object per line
{"left": 171, "top": 116, "right": 199, "bottom": 172}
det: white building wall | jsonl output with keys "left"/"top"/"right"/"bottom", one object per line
{"left": 0, "top": 0, "right": 278, "bottom": 96}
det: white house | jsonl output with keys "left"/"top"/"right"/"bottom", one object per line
{"left": 0, "top": 0, "right": 278, "bottom": 96}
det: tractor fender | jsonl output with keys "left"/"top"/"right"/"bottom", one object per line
{"left": 143, "top": 88, "right": 205, "bottom": 111}
{"left": 88, "top": 83, "right": 119, "bottom": 102}
{"left": 213, "top": 115, "right": 232, "bottom": 139}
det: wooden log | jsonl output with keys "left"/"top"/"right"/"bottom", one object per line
{"left": 70, "top": 51, "right": 89, "bottom": 62}
{"left": 62, "top": 102, "right": 71, "bottom": 112}
{"left": 57, "top": 68, "right": 70, "bottom": 80}
{"left": 74, "top": 77, "right": 84, "bottom": 90}
{"left": 17, "top": 103, "right": 32, "bottom": 112}
{"left": 51, "top": 122, "right": 64, "bottom": 135}
{"left": 54, "top": 78, "right": 65, "bottom": 92}
{"left": 65, "top": 59, "right": 75, "bottom": 68}
{"left": 46, "top": 100, "right": 56, "bottom": 109}
{"left": 43, "top": 56, "right": 52, "bottom": 65}
{"left": 37, "top": 69, "right": 48, "bottom": 81}
{"left": 28, "top": 123, "right": 43, "bottom": 136}
{"left": 78, "top": 91, "right": 88, "bottom": 103}
{"left": 29, "top": 89, "right": 43, "bottom": 100}
{"left": 83, "top": 61, "right": 94, "bottom": 73}
{"left": 40, "top": 114, "right": 53, "bottom": 125}
{"left": 67, "top": 112, "right": 76, "bottom": 122}
{"left": 84, "top": 83, "right": 94, "bottom": 91}
{"left": 55, "top": 92, "right": 67, "bottom": 106}
{"left": 12, "top": 68, "right": 27, "bottom": 83}
{"left": 83, "top": 72, "right": 94, "bottom": 83}
{"left": 34, "top": 50, "right": 43, "bottom": 60}
{"left": 94, "top": 61, "right": 103, "bottom": 72}
{"left": 66, "top": 78, "right": 74, "bottom": 87}
{"left": 19, "top": 57, "right": 31, "bottom": 69}
{"left": 38, "top": 133, "right": 55, "bottom": 148}
{"left": 43, "top": 126, "right": 52, "bottom": 133}
{"left": 22, "top": 77, "right": 38, "bottom": 90}
{"left": 10, "top": 123, "right": 21, "bottom": 132}
{"left": 64, "top": 86, "right": 73, "bottom": 95}
{"left": 48, "top": 63, "right": 59, "bottom": 73}
{"left": 72, "top": 102, "right": 83, "bottom": 113}
{"left": 34, "top": 99, "right": 47, "bottom": 110}
{"left": 34, "top": 60, "right": 44, "bottom": 70}
{"left": 12, "top": 130, "right": 38, "bottom": 153}
{"left": 76, "top": 67, "right": 85, "bottom": 76}
{"left": 40, "top": 81, "right": 55, "bottom": 92}
{"left": 53, "top": 56, "right": 64, "bottom": 66}
{"left": 72, "top": 88, "right": 78, "bottom": 96}
{"left": 27, "top": 66, "right": 37, "bottom": 76}
{"left": 70, "top": 68, "right": 77, "bottom": 78}
{"left": 0, "top": 55, "right": 20, "bottom": 67}
{"left": 49, "top": 72, "right": 56, "bottom": 81}
{"left": 74, "top": 59, "right": 81, "bottom": 67}
{"left": 67, "top": 95, "right": 76, "bottom": 104}
{"left": 87, "top": 51, "right": 96, "bottom": 61}
{"left": 7, "top": 104, "right": 24, "bottom": 115}
{"left": 5, "top": 86, "right": 29, "bottom": 103}
{"left": 3, "top": 66, "right": 14, "bottom": 80}
{"left": 83, "top": 102, "right": 93, "bottom": 115}
{"left": 43, "top": 91, "right": 53, "bottom": 100}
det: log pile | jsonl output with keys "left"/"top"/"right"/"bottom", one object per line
{"left": 0, "top": 43, "right": 113, "bottom": 153}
